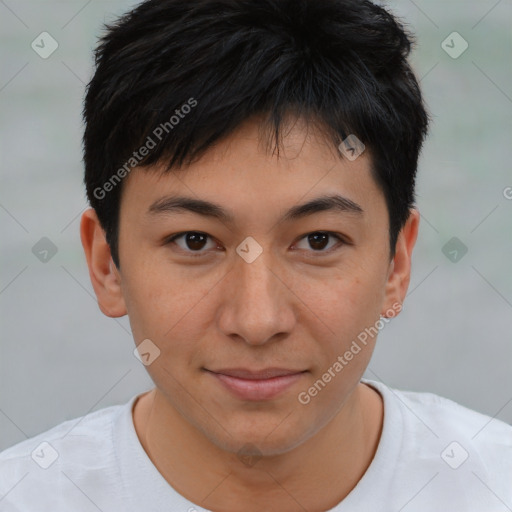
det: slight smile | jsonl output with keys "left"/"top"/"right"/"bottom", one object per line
{"left": 204, "top": 368, "right": 309, "bottom": 401}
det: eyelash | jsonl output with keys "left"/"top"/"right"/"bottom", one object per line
{"left": 164, "top": 231, "right": 347, "bottom": 257}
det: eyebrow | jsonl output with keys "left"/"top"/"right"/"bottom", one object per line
{"left": 147, "top": 193, "right": 363, "bottom": 224}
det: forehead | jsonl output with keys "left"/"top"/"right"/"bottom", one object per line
{"left": 119, "top": 117, "right": 385, "bottom": 227}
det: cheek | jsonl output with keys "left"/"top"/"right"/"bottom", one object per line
{"left": 294, "top": 281, "right": 379, "bottom": 416}
{"left": 123, "top": 271, "right": 208, "bottom": 391}
{"left": 294, "top": 264, "right": 386, "bottom": 380}
{"left": 301, "top": 269, "right": 384, "bottom": 331}
{"left": 121, "top": 262, "right": 224, "bottom": 354}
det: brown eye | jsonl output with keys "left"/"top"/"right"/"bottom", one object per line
{"left": 166, "top": 231, "right": 217, "bottom": 254}
{"left": 294, "top": 231, "right": 344, "bottom": 253}
{"left": 183, "top": 232, "right": 208, "bottom": 251}
{"left": 308, "top": 233, "right": 330, "bottom": 251}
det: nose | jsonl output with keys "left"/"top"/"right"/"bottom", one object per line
{"left": 216, "top": 248, "right": 297, "bottom": 346}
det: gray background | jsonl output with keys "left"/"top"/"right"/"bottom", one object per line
{"left": 1, "top": 0, "right": 511, "bottom": 452}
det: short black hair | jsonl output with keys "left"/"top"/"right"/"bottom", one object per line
{"left": 83, "top": 0, "right": 430, "bottom": 269}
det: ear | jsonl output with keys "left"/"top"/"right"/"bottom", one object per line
{"left": 381, "top": 208, "right": 420, "bottom": 317}
{"left": 80, "top": 207, "right": 127, "bottom": 318}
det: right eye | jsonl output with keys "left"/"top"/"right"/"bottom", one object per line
{"left": 165, "top": 231, "right": 221, "bottom": 256}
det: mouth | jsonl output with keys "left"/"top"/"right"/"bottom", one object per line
{"left": 203, "top": 367, "right": 308, "bottom": 401}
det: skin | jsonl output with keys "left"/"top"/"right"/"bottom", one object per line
{"left": 80, "top": 115, "right": 419, "bottom": 512}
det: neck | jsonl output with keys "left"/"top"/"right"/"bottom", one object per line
{"left": 133, "top": 382, "right": 383, "bottom": 512}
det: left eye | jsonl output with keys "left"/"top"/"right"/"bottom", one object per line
{"left": 293, "top": 231, "right": 344, "bottom": 253}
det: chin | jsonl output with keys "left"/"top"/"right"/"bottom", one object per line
{"left": 199, "top": 416, "right": 312, "bottom": 459}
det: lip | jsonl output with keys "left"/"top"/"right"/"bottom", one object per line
{"left": 205, "top": 368, "right": 307, "bottom": 401}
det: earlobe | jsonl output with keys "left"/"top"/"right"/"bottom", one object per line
{"left": 80, "top": 208, "right": 127, "bottom": 318}
{"left": 381, "top": 208, "right": 420, "bottom": 317}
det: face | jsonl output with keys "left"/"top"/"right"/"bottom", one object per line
{"left": 91, "top": 116, "right": 413, "bottom": 457}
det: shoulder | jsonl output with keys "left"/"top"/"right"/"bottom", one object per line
{"left": 364, "top": 379, "right": 512, "bottom": 504}
{"left": 0, "top": 401, "right": 121, "bottom": 463}
{"left": 0, "top": 399, "right": 131, "bottom": 509}
{"left": 364, "top": 378, "right": 512, "bottom": 440}
{"left": 393, "top": 383, "right": 512, "bottom": 443}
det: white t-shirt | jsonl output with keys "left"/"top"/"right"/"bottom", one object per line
{"left": 1, "top": 379, "right": 511, "bottom": 511}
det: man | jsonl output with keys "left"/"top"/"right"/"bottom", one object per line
{"left": 1, "top": 0, "right": 510, "bottom": 510}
